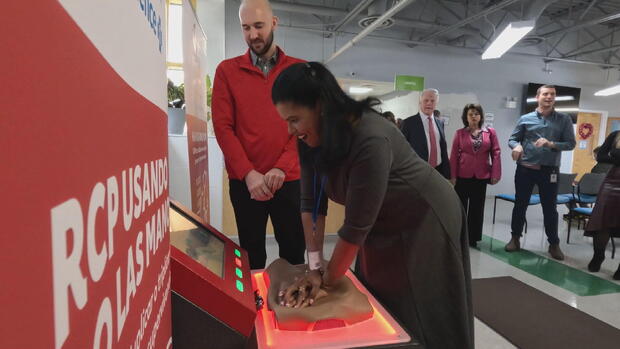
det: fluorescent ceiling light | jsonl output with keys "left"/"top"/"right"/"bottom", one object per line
{"left": 555, "top": 108, "right": 579, "bottom": 112}
{"left": 482, "top": 20, "right": 535, "bottom": 60}
{"left": 594, "top": 83, "right": 620, "bottom": 96}
{"left": 349, "top": 86, "right": 373, "bottom": 94}
{"left": 526, "top": 96, "right": 575, "bottom": 103}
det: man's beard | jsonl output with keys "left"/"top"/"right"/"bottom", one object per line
{"left": 248, "top": 30, "right": 274, "bottom": 56}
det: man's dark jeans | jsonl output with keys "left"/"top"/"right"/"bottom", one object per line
{"left": 511, "top": 164, "right": 560, "bottom": 245}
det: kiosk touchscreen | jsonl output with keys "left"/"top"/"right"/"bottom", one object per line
{"left": 169, "top": 200, "right": 257, "bottom": 349}
{"left": 170, "top": 209, "right": 225, "bottom": 278}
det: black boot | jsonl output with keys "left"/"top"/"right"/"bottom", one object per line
{"left": 614, "top": 264, "right": 620, "bottom": 280}
{"left": 589, "top": 231, "right": 610, "bottom": 272}
{"left": 588, "top": 252, "right": 605, "bottom": 272}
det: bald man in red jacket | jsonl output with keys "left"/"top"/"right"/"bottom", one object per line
{"left": 212, "top": 0, "right": 305, "bottom": 269}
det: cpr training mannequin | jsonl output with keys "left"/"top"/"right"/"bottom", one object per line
{"left": 264, "top": 258, "right": 373, "bottom": 331}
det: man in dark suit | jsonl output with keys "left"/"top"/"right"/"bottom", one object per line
{"left": 401, "top": 88, "right": 451, "bottom": 179}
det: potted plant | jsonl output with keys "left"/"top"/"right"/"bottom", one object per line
{"left": 167, "top": 79, "right": 185, "bottom": 108}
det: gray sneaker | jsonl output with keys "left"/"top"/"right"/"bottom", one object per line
{"left": 505, "top": 237, "right": 521, "bottom": 252}
{"left": 548, "top": 244, "right": 565, "bottom": 260}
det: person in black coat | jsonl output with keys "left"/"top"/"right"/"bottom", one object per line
{"left": 585, "top": 130, "right": 620, "bottom": 280}
{"left": 401, "top": 89, "right": 451, "bottom": 179}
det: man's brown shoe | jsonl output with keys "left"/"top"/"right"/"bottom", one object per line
{"left": 548, "top": 244, "right": 565, "bottom": 260}
{"left": 505, "top": 237, "right": 520, "bottom": 252}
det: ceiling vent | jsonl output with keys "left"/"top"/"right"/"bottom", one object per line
{"left": 516, "top": 35, "right": 545, "bottom": 47}
{"left": 358, "top": 0, "right": 395, "bottom": 30}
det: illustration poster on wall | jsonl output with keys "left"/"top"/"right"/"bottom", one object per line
{"left": 484, "top": 113, "right": 495, "bottom": 128}
{"left": 607, "top": 117, "right": 620, "bottom": 136}
{"left": 183, "top": 0, "right": 210, "bottom": 223}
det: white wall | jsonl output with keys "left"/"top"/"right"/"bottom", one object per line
{"left": 381, "top": 92, "right": 419, "bottom": 121}
{"left": 197, "top": 0, "right": 226, "bottom": 230}
{"left": 197, "top": 0, "right": 225, "bottom": 80}
{"left": 220, "top": 1, "right": 620, "bottom": 197}
{"left": 169, "top": 135, "right": 192, "bottom": 209}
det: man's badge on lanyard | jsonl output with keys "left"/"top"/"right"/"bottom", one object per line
{"left": 550, "top": 173, "right": 557, "bottom": 183}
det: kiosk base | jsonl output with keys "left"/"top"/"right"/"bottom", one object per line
{"left": 172, "top": 291, "right": 255, "bottom": 349}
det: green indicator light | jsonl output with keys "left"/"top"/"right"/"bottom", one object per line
{"left": 236, "top": 280, "right": 244, "bottom": 292}
{"left": 234, "top": 249, "right": 241, "bottom": 257}
{"left": 235, "top": 268, "right": 243, "bottom": 279}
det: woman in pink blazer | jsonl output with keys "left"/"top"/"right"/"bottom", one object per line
{"left": 450, "top": 104, "right": 502, "bottom": 247}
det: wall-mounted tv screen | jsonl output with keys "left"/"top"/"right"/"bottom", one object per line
{"left": 522, "top": 83, "right": 581, "bottom": 123}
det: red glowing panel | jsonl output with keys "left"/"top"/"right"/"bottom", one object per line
{"left": 312, "top": 319, "right": 346, "bottom": 331}
{"left": 235, "top": 257, "right": 242, "bottom": 268}
{"left": 251, "top": 270, "right": 411, "bottom": 349}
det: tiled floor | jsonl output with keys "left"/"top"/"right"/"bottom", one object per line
{"left": 255, "top": 197, "right": 620, "bottom": 348}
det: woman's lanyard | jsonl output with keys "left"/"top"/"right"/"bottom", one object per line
{"left": 312, "top": 170, "right": 327, "bottom": 236}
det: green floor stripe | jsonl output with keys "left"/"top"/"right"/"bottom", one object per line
{"left": 477, "top": 235, "right": 620, "bottom": 296}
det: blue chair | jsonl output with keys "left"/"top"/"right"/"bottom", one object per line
{"left": 559, "top": 173, "right": 578, "bottom": 204}
{"left": 493, "top": 185, "right": 540, "bottom": 234}
{"left": 565, "top": 173, "right": 604, "bottom": 245}
{"left": 567, "top": 207, "right": 616, "bottom": 258}
{"left": 531, "top": 173, "right": 577, "bottom": 205}
{"left": 569, "top": 207, "right": 593, "bottom": 233}
{"left": 493, "top": 174, "right": 576, "bottom": 236}
{"left": 572, "top": 173, "right": 606, "bottom": 206}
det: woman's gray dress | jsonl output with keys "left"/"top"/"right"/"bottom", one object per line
{"left": 300, "top": 111, "right": 474, "bottom": 349}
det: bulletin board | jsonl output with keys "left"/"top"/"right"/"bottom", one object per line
{"left": 572, "top": 112, "right": 602, "bottom": 180}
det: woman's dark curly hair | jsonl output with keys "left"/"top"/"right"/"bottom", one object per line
{"left": 461, "top": 103, "right": 485, "bottom": 128}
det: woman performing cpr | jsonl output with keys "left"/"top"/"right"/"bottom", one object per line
{"left": 271, "top": 62, "right": 473, "bottom": 349}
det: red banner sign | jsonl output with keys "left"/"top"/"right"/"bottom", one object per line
{"left": 1, "top": 1, "right": 172, "bottom": 348}
{"left": 186, "top": 114, "right": 210, "bottom": 222}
